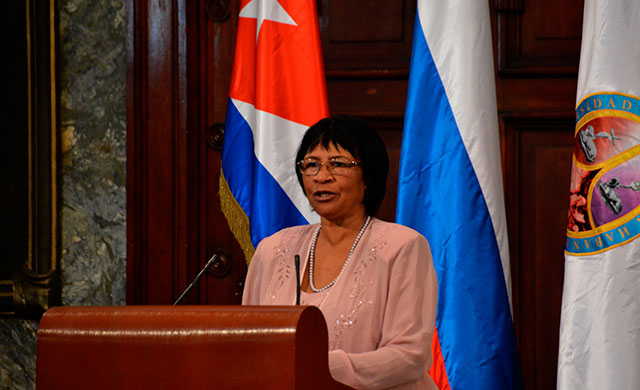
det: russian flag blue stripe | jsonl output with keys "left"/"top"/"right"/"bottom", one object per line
{"left": 222, "top": 100, "right": 308, "bottom": 246}
{"left": 397, "top": 10, "right": 518, "bottom": 390}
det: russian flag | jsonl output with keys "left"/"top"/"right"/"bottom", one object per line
{"left": 220, "top": 0, "right": 328, "bottom": 259}
{"left": 396, "top": 1, "right": 519, "bottom": 389}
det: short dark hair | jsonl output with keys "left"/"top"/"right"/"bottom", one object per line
{"left": 295, "top": 116, "right": 389, "bottom": 216}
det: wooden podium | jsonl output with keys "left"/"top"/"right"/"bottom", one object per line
{"left": 37, "top": 306, "right": 353, "bottom": 389}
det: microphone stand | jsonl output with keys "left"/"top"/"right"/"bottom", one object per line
{"left": 294, "top": 255, "right": 301, "bottom": 305}
{"left": 173, "top": 253, "right": 219, "bottom": 305}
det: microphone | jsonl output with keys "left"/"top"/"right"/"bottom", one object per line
{"left": 294, "top": 254, "right": 301, "bottom": 305}
{"left": 173, "top": 253, "right": 219, "bottom": 305}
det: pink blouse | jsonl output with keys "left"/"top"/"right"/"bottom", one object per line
{"left": 242, "top": 218, "right": 438, "bottom": 390}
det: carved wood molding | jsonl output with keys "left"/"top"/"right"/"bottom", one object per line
{"left": 126, "top": 0, "right": 196, "bottom": 304}
{"left": 500, "top": 114, "right": 574, "bottom": 389}
{"left": 494, "top": 0, "right": 582, "bottom": 76}
{"left": 493, "top": 0, "right": 524, "bottom": 12}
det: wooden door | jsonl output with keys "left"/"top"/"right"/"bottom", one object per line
{"left": 127, "top": 1, "right": 583, "bottom": 389}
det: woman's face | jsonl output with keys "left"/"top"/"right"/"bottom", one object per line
{"left": 301, "top": 143, "right": 366, "bottom": 222}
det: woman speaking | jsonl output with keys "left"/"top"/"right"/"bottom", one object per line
{"left": 243, "top": 116, "right": 438, "bottom": 390}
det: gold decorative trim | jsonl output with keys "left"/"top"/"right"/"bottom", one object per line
{"left": 49, "top": 0, "right": 58, "bottom": 272}
{"left": 219, "top": 171, "right": 255, "bottom": 263}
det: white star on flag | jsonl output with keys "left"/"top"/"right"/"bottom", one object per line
{"left": 239, "top": 0, "right": 298, "bottom": 40}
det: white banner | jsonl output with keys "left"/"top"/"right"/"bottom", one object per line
{"left": 558, "top": 1, "right": 640, "bottom": 389}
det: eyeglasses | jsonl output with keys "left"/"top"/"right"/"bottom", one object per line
{"left": 297, "top": 157, "right": 361, "bottom": 176}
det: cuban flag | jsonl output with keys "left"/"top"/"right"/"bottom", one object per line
{"left": 558, "top": 1, "right": 640, "bottom": 389}
{"left": 220, "top": 0, "right": 328, "bottom": 259}
{"left": 396, "top": 1, "right": 519, "bottom": 389}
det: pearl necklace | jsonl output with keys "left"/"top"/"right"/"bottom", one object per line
{"left": 307, "top": 216, "right": 372, "bottom": 293}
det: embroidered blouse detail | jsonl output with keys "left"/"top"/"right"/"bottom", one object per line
{"left": 267, "top": 230, "right": 298, "bottom": 304}
{"left": 331, "top": 233, "right": 387, "bottom": 350}
{"left": 242, "top": 218, "right": 438, "bottom": 390}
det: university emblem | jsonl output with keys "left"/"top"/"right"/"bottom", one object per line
{"left": 566, "top": 92, "right": 640, "bottom": 255}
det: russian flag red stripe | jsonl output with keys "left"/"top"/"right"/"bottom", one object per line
{"left": 429, "top": 330, "right": 451, "bottom": 390}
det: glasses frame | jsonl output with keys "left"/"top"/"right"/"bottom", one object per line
{"left": 297, "top": 158, "right": 361, "bottom": 176}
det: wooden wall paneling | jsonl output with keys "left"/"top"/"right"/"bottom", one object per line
{"left": 183, "top": 0, "right": 208, "bottom": 305}
{"left": 127, "top": 0, "right": 192, "bottom": 304}
{"left": 495, "top": 0, "right": 583, "bottom": 75}
{"left": 203, "top": 0, "right": 247, "bottom": 305}
{"left": 320, "top": 0, "right": 414, "bottom": 224}
{"left": 328, "top": 78, "right": 408, "bottom": 119}
{"left": 207, "top": 0, "right": 237, "bottom": 122}
{"left": 502, "top": 116, "right": 574, "bottom": 389}
{"left": 177, "top": 0, "right": 200, "bottom": 305}
{"left": 367, "top": 119, "right": 404, "bottom": 222}
{"left": 320, "top": 0, "right": 415, "bottom": 72}
{"left": 494, "top": 0, "right": 583, "bottom": 387}
{"left": 494, "top": 0, "right": 524, "bottom": 12}
{"left": 497, "top": 78, "right": 577, "bottom": 116}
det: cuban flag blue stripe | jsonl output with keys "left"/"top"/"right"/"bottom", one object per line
{"left": 222, "top": 100, "right": 308, "bottom": 246}
{"left": 397, "top": 13, "right": 518, "bottom": 390}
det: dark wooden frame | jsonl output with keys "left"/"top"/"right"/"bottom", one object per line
{"left": 494, "top": 0, "right": 582, "bottom": 76}
{"left": 126, "top": 0, "right": 201, "bottom": 304}
{"left": 1, "top": 0, "right": 59, "bottom": 319}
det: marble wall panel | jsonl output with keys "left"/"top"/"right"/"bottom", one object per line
{"left": 0, "top": 1, "right": 127, "bottom": 388}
